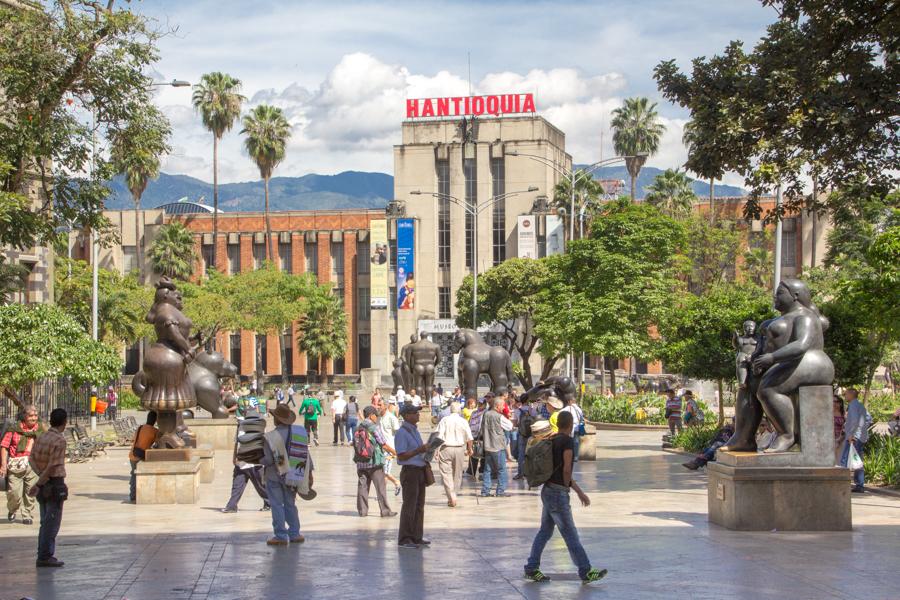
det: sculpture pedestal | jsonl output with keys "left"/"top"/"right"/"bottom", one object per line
{"left": 578, "top": 425, "right": 597, "bottom": 461}
{"left": 194, "top": 444, "right": 215, "bottom": 483}
{"left": 135, "top": 456, "right": 201, "bottom": 504}
{"left": 708, "top": 386, "right": 852, "bottom": 531}
{"left": 360, "top": 368, "right": 381, "bottom": 395}
{"left": 183, "top": 417, "right": 238, "bottom": 450}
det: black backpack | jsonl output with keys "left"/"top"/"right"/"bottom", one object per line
{"left": 518, "top": 410, "right": 534, "bottom": 437}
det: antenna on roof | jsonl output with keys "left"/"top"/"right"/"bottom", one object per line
{"left": 467, "top": 51, "right": 472, "bottom": 97}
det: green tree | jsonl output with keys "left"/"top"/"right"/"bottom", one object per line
{"left": 551, "top": 171, "right": 603, "bottom": 236}
{"left": 655, "top": 0, "right": 898, "bottom": 218}
{"left": 0, "top": 303, "right": 122, "bottom": 411}
{"left": 0, "top": 1, "right": 167, "bottom": 249}
{"left": 610, "top": 97, "right": 666, "bottom": 200}
{"left": 109, "top": 103, "right": 171, "bottom": 285}
{"left": 659, "top": 282, "right": 774, "bottom": 424}
{"left": 741, "top": 231, "right": 774, "bottom": 289}
{"left": 180, "top": 271, "right": 236, "bottom": 351}
{"left": 242, "top": 105, "right": 292, "bottom": 262}
{"left": 454, "top": 258, "right": 557, "bottom": 387}
{"left": 149, "top": 222, "right": 197, "bottom": 281}
{"left": 0, "top": 255, "right": 28, "bottom": 304}
{"left": 681, "top": 217, "right": 742, "bottom": 295}
{"left": 192, "top": 72, "right": 246, "bottom": 270}
{"left": 682, "top": 120, "right": 721, "bottom": 222}
{"left": 645, "top": 169, "right": 696, "bottom": 219}
{"left": 297, "top": 282, "right": 348, "bottom": 380}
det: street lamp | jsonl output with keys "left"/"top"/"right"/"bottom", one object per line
{"left": 150, "top": 79, "right": 191, "bottom": 87}
{"left": 411, "top": 187, "right": 539, "bottom": 329}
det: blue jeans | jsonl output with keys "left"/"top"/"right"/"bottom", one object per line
{"left": 525, "top": 483, "right": 592, "bottom": 579}
{"left": 345, "top": 418, "right": 359, "bottom": 442}
{"left": 129, "top": 460, "right": 138, "bottom": 501}
{"left": 265, "top": 478, "right": 300, "bottom": 541}
{"left": 517, "top": 436, "right": 528, "bottom": 477}
{"left": 573, "top": 434, "right": 581, "bottom": 463}
{"left": 37, "top": 482, "right": 65, "bottom": 561}
{"left": 840, "top": 439, "right": 866, "bottom": 488}
{"left": 481, "top": 450, "right": 508, "bottom": 495}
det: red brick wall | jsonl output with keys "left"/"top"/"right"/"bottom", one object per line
{"left": 343, "top": 231, "right": 357, "bottom": 374}
{"left": 215, "top": 234, "right": 227, "bottom": 275}
{"left": 191, "top": 235, "right": 203, "bottom": 283}
{"left": 317, "top": 231, "right": 332, "bottom": 375}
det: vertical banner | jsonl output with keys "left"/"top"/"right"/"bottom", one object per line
{"left": 396, "top": 218, "right": 415, "bottom": 310}
{"left": 517, "top": 215, "right": 537, "bottom": 259}
{"left": 369, "top": 219, "right": 388, "bottom": 309}
{"left": 546, "top": 214, "right": 564, "bottom": 256}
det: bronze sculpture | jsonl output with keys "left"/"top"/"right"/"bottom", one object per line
{"left": 390, "top": 359, "right": 407, "bottom": 394}
{"left": 188, "top": 351, "right": 238, "bottom": 419}
{"left": 452, "top": 328, "right": 514, "bottom": 399}
{"left": 403, "top": 332, "right": 441, "bottom": 400}
{"left": 732, "top": 320, "right": 758, "bottom": 389}
{"left": 136, "top": 278, "right": 197, "bottom": 448}
{"left": 520, "top": 376, "right": 576, "bottom": 404}
{"left": 722, "top": 279, "right": 834, "bottom": 453}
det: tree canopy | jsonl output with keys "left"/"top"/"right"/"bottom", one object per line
{"left": 297, "top": 282, "right": 348, "bottom": 376}
{"left": 645, "top": 169, "right": 696, "bottom": 219}
{"left": 149, "top": 222, "right": 197, "bottom": 281}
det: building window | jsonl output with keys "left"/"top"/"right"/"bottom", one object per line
{"left": 334, "top": 356, "right": 345, "bottom": 375}
{"left": 357, "top": 241, "right": 370, "bottom": 275}
{"left": 282, "top": 330, "right": 293, "bottom": 375}
{"left": 122, "top": 246, "right": 138, "bottom": 275}
{"left": 230, "top": 332, "right": 241, "bottom": 370}
{"left": 781, "top": 217, "right": 797, "bottom": 268}
{"left": 464, "top": 157, "right": 477, "bottom": 269}
{"left": 227, "top": 242, "right": 240, "bottom": 274}
{"left": 201, "top": 243, "right": 214, "bottom": 272}
{"left": 305, "top": 241, "right": 317, "bottom": 276}
{"left": 389, "top": 333, "right": 397, "bottom": 358}
{"left": 333, "top": 287, "right": 345, "bottom": 309}
{"left": 389, "top": 287, "right": 397, "bottom": 318}
{"left": 256, "top": 334, "right": 268, "bottom": 373}
{"left": 331, "top": 241, "right": 344, "bottom": 286}
{"left": 389, "top": 238, "right": 397, "bottom": 269}
{"left": 358, "top": 334, "right": 371, "bottom": 370}
{"left": 253, "top": 240, "right": 266, "bottom": 269}
{"left": 438, "top": 287, "right": 451, "bottom": 319}
{"left": 491, "top": 157, "right": 506, "bottom": 265}
{"left": 358, "top": 287, "right": 371, "bottom": 321}
{"left": 437, "top": 159, "right": 450, "bottom": 268}
{"left": 279, "top": 241, "right": 292, "bottom": 273}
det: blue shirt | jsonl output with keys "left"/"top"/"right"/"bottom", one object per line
{"left": 394, "top": 421, "right": 426, "bottom": 467}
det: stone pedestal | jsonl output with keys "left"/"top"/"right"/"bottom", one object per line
{"left": 182, "top": 417, "right": 238, "bottom": 450}
{"left": 708, "top": 386, "right": 851, "bottom": 531}
{"left": 194, "top": 444, "right": 215, "bottom": 483}
{"left": 135, "top": 456, "right": 201, "bottom": 504}
{"left": 579, "top": 425, "right": 597, "bottom": 461}
{"left": 360, "top": 368, "right": 381, "bottom": 394}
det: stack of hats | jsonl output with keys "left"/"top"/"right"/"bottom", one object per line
{"left": 235, "top": 409, "right": 267, "bottom": 463}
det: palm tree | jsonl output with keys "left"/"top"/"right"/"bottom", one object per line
{"left": 743, "top": 245, "right": 773, "bottom": 288}
{"left": 110, "top": 104, "right": 171, "bottom": 285}
{"left": 192, "top": 73, "right": 246, "bottom": 270}
{"left": 0, "top": 255, "right": 28, "bottom": 304}
{"left": 552, "top": 171, "right": 604, "bottom": 237}
{"left": 645, "top": 169, "right": 697, "bottom": 218}
{"left": 241, "top": 105, "right": 292, "bottom": 262}
{"left": 611, "top": 97, "right": 666, "bottom": 200}
{"left": 298, "top": 283, "right": 347, "bottom": 379}
{"left": 682, "top": 120, "right": 720, "bottom": 223}
{"left": 149, "top": 222, "right": 197, "bottom": 281}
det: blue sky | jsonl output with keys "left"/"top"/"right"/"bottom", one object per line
{"left": 143, "top": 1, "right": 775, "bottom": 184}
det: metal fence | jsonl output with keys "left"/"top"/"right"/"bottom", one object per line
{"left": 0, "top": 378, "right": 121, "bottom": 425}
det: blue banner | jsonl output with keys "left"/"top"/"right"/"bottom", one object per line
{"left": 396, "top": 218, "right": 415, "bottom": 310}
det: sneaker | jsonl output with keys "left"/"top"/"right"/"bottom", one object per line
{"left": 36, "top": 557, "right": 65, "bottom": 567}
{"left": 220, "top": 507, "right": 237, "bottom": 513}
{"left": 512, "top": 474, "right": 524, "bottom": 480}
{"left": 313, "top": 439, "right": 319, "bottom": 447}
{"left": 7, "top": 512, "right": 13, "bottom": 522}
{"left": 416, "top": 538, "right": 431, "bottom": 546}
{"left": 266, "top": 537, "right": 288, "bottom": 546}
{"left": 22, "top": 518, "right": 33, "bottom": 525}
{"left": 259, "top": 505, "right": 270, "bottom": 512}
{"left": 479, "top": 492, "right": 493, "bottom": 497}
{"left": 851, "top": 486, "right": 865, "bottom": 493}
{"left": 290, "top": 535, "right": 305, "bottom": 543}
{"left": 524, "top": 570, "right": 550, "bottom": 582}
{"left": 394, "top": 486, "right": 402, "bottom": 497}
{"left": 496, "top": 492, "right": 512, "bottom": 498}
{"left": 582, "top": 568, "right": 608, "bottom": 584}
{"left": 682, "top": 461, "right": 700, "bottom": 471}
{"left": 381, "top": 511, "right": 398, "bottom": 517}
{"left": 398, "top": 542, "right": 420, "bottom": 549}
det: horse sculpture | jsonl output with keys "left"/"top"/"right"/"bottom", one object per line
{"left": 134, "top": 350, "right": 237, "bottom": 419}
{"left": 452, "top": 328, "right": 514, "bottom": 399}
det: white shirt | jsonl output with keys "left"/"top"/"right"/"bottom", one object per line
{"left": 379, "top": 411, "right": 401, "bottom": 447}
{"left": 331, "top": 398, "right": 347, "bottom": 416}
{"left": 410, "top": 394, "right": 422, "bottom": 408}
{"left": 396, "top": 389, "right": 407, "bottom": 402}
{"left": 436, "top": 413, "right": 474, "bottom": 447}
{"left": 560, "top": 404, "right": 584, "bottom": 438}
{"left": 499, "top": 415, "right": 514, "bottom": 432}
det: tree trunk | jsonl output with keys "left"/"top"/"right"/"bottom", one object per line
{"left": 718, "top": 378, "right": 725, "bottom": 426}
{"left": 3, "top": 386, "right": 25, "bottom": 413}
{"left": 630, "top": 175, "right": 636, "bottom": 202}
{"left": 212, "top": 135, "right": 219, "bottom": 271}
{"left": 256, "top": 339, "right": 264, "bottom": 398}
{"left": 264, "top": 176, "right": 273, "bottom": 263}
{"left": 609, "top": 363, "right": 617, "bottom": 396}
{"left": 279, "top": 333, "right": 288, "bottom": 386}
{"left": 598, "top": 355, "right": 606, "bottom": 395}
{"left": 709, "top": 178, "right": 715, "bottom": 224}
{"left": 810, "top": 174, "right": 818, "bottom": 268}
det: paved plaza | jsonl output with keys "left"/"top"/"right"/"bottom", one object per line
{"left": 1, "top": 427, "right": 898, "bottom": 600}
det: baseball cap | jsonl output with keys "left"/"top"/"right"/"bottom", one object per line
{"left": 399, "top": 402, "right": 422, "bottom": 416}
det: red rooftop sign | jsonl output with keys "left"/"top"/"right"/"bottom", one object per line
{"left": 406, "top": 93, "right": 536, "bottom": 119}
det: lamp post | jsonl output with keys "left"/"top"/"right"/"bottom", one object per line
{"left": 506, "top": 151, "right": 646, "bottom": 382}
{"left": 411, "top": 187, "right": 539, "bottom": 329}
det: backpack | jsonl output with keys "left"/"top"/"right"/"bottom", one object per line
{"left": 304, "top": 399, "right": 317, "bottom": 416}
{"left": 353, "top": 426, "right": 374, "bottom": 463}
{"left": 523, "top": 438, "right": 556, "bottom": 487}
{"left": 518, "top": 410, "right": 534, "bottom": 437}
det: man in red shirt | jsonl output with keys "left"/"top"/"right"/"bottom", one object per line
{"left": 0, "top": 405, "right": 41, "bottom": 524}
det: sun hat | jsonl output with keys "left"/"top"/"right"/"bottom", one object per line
{"left": 530, "top": 420, "right": 552, "bottom": 434}
{"left": 545, "top": 396, "right": 564, "bottom": 410}
{"left": 444, "top": 391, "right": 453, "bottom": 398}
{"left": 271, "top": 404, "right": 296, "bottom": 426}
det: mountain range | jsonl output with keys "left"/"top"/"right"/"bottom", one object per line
{"left": 105, "top": 166, "right": 745, "bottom": 212}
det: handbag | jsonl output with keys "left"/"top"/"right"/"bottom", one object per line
{"left": 423, "top": 462, "right": 435, "bottom": 487}
{"left": 472, "top": 440, "right": 484, "bottom": 459}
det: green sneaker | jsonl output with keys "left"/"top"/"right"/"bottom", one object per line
{"left": 524, "top": 569, "right": 551, "bottom": 582}
{"left": 582, "top": 568, "right": 608, "bottom": 584}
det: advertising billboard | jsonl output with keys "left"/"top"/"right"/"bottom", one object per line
{"left": 396, "top": 218, "right": 415, "bottom": 310}
{"left": 369, "top": 219, "right": 388, "bottom": 309}
{"left": 517, "top": 215, "right": 537, "bottom": 259}
{"left": 546, "top": 215, "right": 564, "bottom": 256}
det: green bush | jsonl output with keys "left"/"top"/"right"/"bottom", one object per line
{"left": 671, "top": 424, "right": 720, "bottom": 453}
{"left": 863, "top": 433, "right": 900, "bottom": 488}
{"left": 867, "top": 393, "right": 900, "bottom": 422}
{"left": 118, "top": 389, "right": 141, "bottom": 410}
{"left": 584, "top": 393, "right": 667, "bottom": 425}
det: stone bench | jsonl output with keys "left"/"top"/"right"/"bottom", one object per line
{"left": 136, "top": 455, "right": 200, "bottom": 504}
{"left": 183, "top": 417, "right": 238, "bottom": 451}
{"left": 194, "top": 444, "right": 215, "bottom": 483}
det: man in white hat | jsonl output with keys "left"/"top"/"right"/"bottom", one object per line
{"left": 379, "top": 398, "right": 402, "bottom": 496}
{"left": 260, "top": 404, "right": 306, "bottom": 546}
{"left": 435, "top": 402, "right": 473, "bottom": 507}
{"left": 545, "top": 396, "right": 564, "bottom": 433}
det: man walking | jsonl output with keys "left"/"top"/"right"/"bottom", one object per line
{"left": 841, "top": 388, "right": 870, "bottom": 493}
{"left": 435, "top": 402, "right": 473, "bottom": 507}
{"left": 355, "top": 406, "right": 397, "bottom": 517}
{"left": 261, "top": 405, "right": 307, "bottom": 545}
{"left": 380, "top": 399, "right": 402, "bottom": 495}
{"left": 28, "top": 408, "right": 69, "bottom": 567}
{"left": 299, "top": 391, "right": 324, "bottom": 446}
{"left": 481, "top": 397, "right": 510, "bottom": 497}
{"left": 128, "top": 411, "right": 158, "bottom": 503}
{"left": 286, "top": 384, "right": 296, "bottom": 408}
{"left": 1, "top": 404, "right": 40, "bottom": 524}
{"left": 331, "top": 390, "right": 347, "bottom": 445}
{"left": 524, "top": 411, "right": 606, "bottom": 584}
{"left": 221, "top": 408, "right": 269, "bottom": 513}
{"left": 394, "top": 403, "right": 430, "bottom": 549}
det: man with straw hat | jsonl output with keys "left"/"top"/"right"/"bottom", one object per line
{"left": 261, "top": 404, "right": 309, "bottom": 546}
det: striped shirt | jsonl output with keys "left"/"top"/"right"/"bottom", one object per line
{"left": 29, "top": 428, "right": 67, "bottom": 478}
{"left": 0, "top": 422, "right": 39, "bottom": 458}
{"left": 666, "top": 397, "right": 683, "bottom": 418}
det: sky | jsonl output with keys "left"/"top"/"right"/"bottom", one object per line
{"left": 142, "top": 0, "right": 776, "bottom": 186}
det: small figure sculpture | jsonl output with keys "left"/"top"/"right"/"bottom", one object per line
{"left": 722, "top": 279, "right": 834, "bottom": 453}
{"left": 390, "top": 359, "right": 407, "bottom": 394}
{"left": 733, "top": 320, "right": 758, "bottom": 389}
{"left": 188, "top": 350, "right": 238, "bottom": 419}
{"left": 403, "top": 332, "right": 441, "bottom": 400}
{"left": 136, "top": 278, "right": 197, "bottom": 448}
{"left": 452, "top": 328, "right": 514, "bottom": 399}
{"left": 520, "top": 376, "right": 576, "bottom": 405}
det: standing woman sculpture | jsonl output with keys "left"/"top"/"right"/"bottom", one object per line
{"left": 140, "top": 278, "right": 197, "bottom": 448}
{"left": 751, "top": 279, "right": 834, "bottom": 453}
{"left": 733, "top": 320, "right": 758, "bottom": 389}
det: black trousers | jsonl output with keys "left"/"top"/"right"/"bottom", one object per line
{"left": 333, "top": 416, "right": 346, "bottom": 443}
{"left": 398, "top": 465, "right": 426, "bottom": 544}
{"left": 305, "top": 418, "right": 319, "bottom": 441}
{"left": 225, "top": 465, "right": 268, "bottom": 511}
{"left": 37, "top": 478, "right": 65, "bottom": 561}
